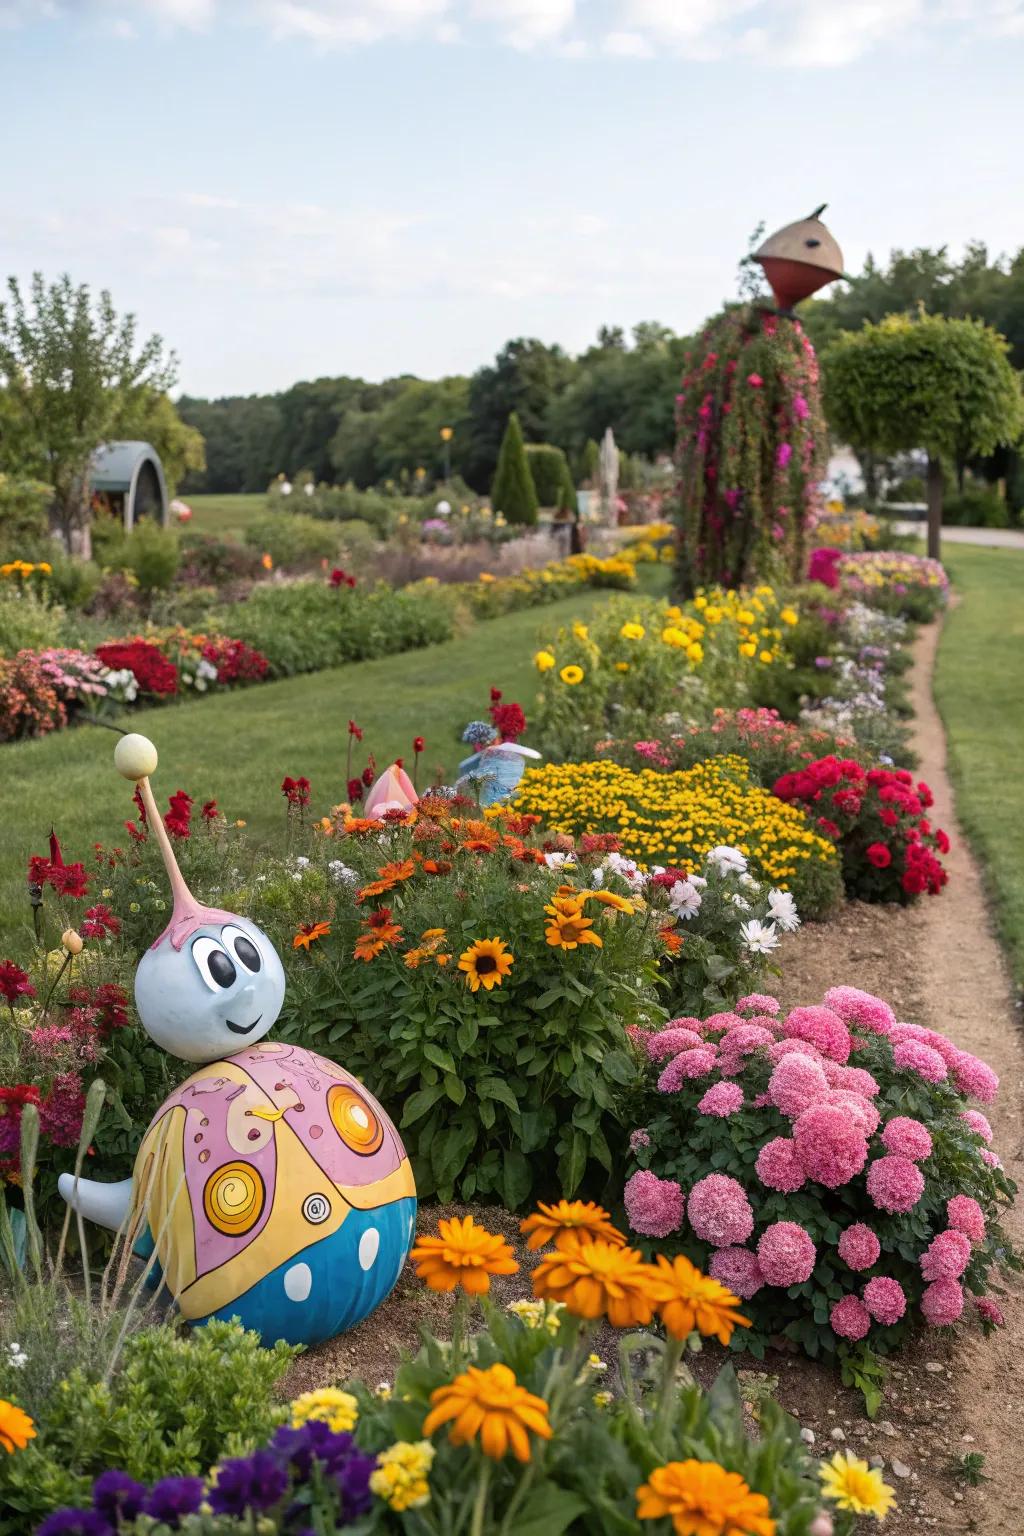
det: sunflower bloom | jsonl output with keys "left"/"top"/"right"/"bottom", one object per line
{"left": 531, "top": 1238, "right": 658, "bottom": 1327}
{"left": 458, "top": 937, "right": 514, "bottom": 992}
{"left": 647, "top": 1254, "right": 750, "bottom": 1346}
{"left": 293, "top": 920, "right": 331, "bottom": 950}
{"left": 520, "top": 1199, "right": 627, "bottom": 1253}
{"left": 819, "top": 1452, "right": 896, "bottom": 1520}
{"left": 422, "top": 1363, "right": 551, "bottom": 1463}
{"left": 637, "top": 1460, "right": 775, "bottom": 1536}
{"left": 559, "top": 665, "right": 584, "bottom": 685}
{"left": 0, "top": 1400, "right": 35, "bottom": 1454}
{"left": 410, "top": 1214, "right": 519, "bottom": 1294}
{"left": 583, "top": 889, "right": 636, "bottom": 914}
{"left": 544, "top": 897, "right": 603, "bottom": 951}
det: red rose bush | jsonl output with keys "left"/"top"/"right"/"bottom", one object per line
{"left": 772, "top": 755, "right": 949, "bottom": 902}
{"left": 625, "top": 985, "right": 1015, "bottom": 1370}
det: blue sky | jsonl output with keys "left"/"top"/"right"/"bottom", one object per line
{"left": 2, "top": 0, "right": 1022, "bottom": 396}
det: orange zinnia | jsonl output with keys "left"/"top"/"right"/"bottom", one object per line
{"left": 354, "top": 932, "right": 386, "bottom": 962}
{"left": 520, "top": 1199, "right": 627, "bottom": 1253}
{"left": 660, "top": 925, "right": 685, "bottom": 954}
{"left": 345, "top": 816, "right": 385, "bottom": 835}
{"left": 531, "top": 1238, "right": 658, "bottom": 1327}
{"left": 422, "top": 1363, "right": 551, "bottom": 1463}
{"left": 421, "top": 858, "right": 452, "bottom": 876}
{"left": 293, "top": 920, "right": 331, "bottom": 950}
{"left": 636, "top": 1460, "right": 775, "bottom": 1536}
{"left": 647, "top": 1254, "right": 751, "bottom": 1347}
{"left": 357, "top": 858, "right": 416, "bottom": 900}
{"left": 410, "top": 1214, "right": 518, "bottom": 1294}
{"left": 0, "top": 1399, "right": 35, "bottom": 1454}
{"left": 543, "top": 897, "right": 603, "bottom": 951}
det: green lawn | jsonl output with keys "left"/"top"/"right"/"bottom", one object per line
{"left": 0, "top": 581, "right": 659, "bottom": 949}
{"left": 934, "top": 544, "right": 1024, "bottom": 992}
{"left": 184, "top": 492, "right": 266, "bottom": 540}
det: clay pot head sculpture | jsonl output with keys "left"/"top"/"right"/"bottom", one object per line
{"left": 753, "top": 205, "right": 844, "bottom": 311}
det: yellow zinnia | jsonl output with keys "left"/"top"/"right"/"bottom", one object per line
{"left": 458, "top": 936, "right": 514, "bottom": 991}
{"left": 637, "top": 1460, "right": 775, "bottom": 1536}
{"left": 661, "top": 626, "right": 687, "bottom": 647}
{"left": 423, "top": 1363, "right": 552, "bottom": 1463}
{"left": 290, "top": 1388, "right": 358, "bottom": 1433}
{"left": 533, "top": 650, "right": 556, "bottom": 672}
{"left": 560, "top": 664, "right": 584, "bottom": 685}
{"left": 620, "top": 621, "right": 645, "bottom": 640}
{"left": 819, "top": 1452, "right": 895, "bottom": 1520}
{"left": 370, "top": 1440, "right": 435, "bottom": 1511}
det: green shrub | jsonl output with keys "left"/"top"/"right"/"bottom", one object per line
{"left": 0, "top": 585, "right": 64, "bottom": 653}
{"left": 525, "top": 443, "right": 575, "bottom": 511}
{"left": 122, "top": 522, "right": 181, "bottom": 594}
{"left": 942, "top": 483, "right": 1010, "bottom": 528}
{"left": 244, "top": 511, "right": 340, "bottom": 569}
{"left": 0, "top": 474, "right": 50, "bottom": 547}
{"left": 43, "top": 550, "right": 104, "bottom": 611}
{"left": 491, "top": 412, "right": 539, "bottom": 526}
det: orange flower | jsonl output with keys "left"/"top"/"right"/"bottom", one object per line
{"left": 404, "top": 948, "right": 428, "bottom": 968}
{"left": 345, "top": 816, "right": 385, "bottom": 835}
{"left": 584, "top": 889, "right": 636, "bottom": 914}
{"left": 354, "top": 932, "right": 387, "bottom": 962}
{"left": 421, "top": 858, "right": 452, "bottom": 876}
{"left": 293, "top": 920, "right": 331, "bottom": 950}
{"left": 520, "top": 1199, "right": 627, "bottom": 1253}
{"left": 531, "top": 1238, "right": 658, "bottom": 1327}
{"left": 461, "top": 819, "right": 500, "bottom": 851}
{"left": 0, "top": 1399, "right": 35, "bottom": 1454}
{"left": 410, "top": 1214, "right": 518, "bottom": 1294}
{"left": 543, "top": 897, "right": 603, "bottom": 951}
{"left": 659, "top": 925, "right": 685, "bottom": 954}
{"left": 636, "top": 1460, "right": 775, "bottom": 1536}
{"left": 358, "top": 858, "right": 416, "bottom": 900}
{"left": 435, "top": 953, "right": 452, "bottom": 966}
{"left": 422, "top": 1363, "right": 551, "bottom": 1463}
{"left": 647, "top": 1254, "right": 750, "bottom": 1346}
{"left": 354, "top": 913, "right": 402, "bottom": 961}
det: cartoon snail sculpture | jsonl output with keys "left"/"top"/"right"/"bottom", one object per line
{"left": 59, "top": 733, "right": 417, "bottom": 1347}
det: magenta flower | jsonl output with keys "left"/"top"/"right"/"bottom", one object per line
{"left": 624, "top": 1170, "right": 684, "bottom": 1238}
{"left": 757, "top": 1221, "right": 816, "bottom": 1286}
{"left": 921, "top": 1277, "right": 964, "bottom": 1326}
{"left": 862, "top": 1276, "right": 906, "bottom": 1326}
{"left": 686, "top": 1173, "right": 754, "bottom": 1247}
{"left": 920, "top": 1229, "right": 971, "bottom": 1282}
{"left": 768, "top": 1054, "right": 829, "bottom": 1118}
{"left": 697, "top": 1081, "right": 744, "bottom": 1118}
{"left": 830, "top": 1294, "right": 871, "bottom": 1340}
{"left": 792, "top": 1103, "right": 868, "bottom": 1188}
{"left": 946, "top": 1194, "right": 985, "bottom": 1243}
{"left": 865, "top": 1154, "right": 925, "bottom": 1214}
{"left": 837, "top": 1223, "right": 881, "bottom": 1272}
{"left": 822, "top": 985, "right": 895, "bottom": 1036}
{"left": 880, "top": 1116, "right": 933, "bottom": 1162}
{"left": 755, "top": 1137, "right": 806, "bottom": 1193}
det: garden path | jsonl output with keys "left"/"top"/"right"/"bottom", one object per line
{"left": 777, "top": 611, "right": 1024, "bottom": 1533}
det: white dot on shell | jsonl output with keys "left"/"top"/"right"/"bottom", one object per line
{"left": 283, "top": 1262, "right": 312, "bottom": 1301}
{"left": 358, "top": 1228, "right": 380, "bottom": 1271}
{"left": 351, "top": 1106, "right": 369, "bottom": 1128}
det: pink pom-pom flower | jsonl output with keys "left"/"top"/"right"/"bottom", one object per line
{"left": 755, "top": 1136, "right": 806, "bottom": 1193}
{"left": 783, "top": 1005, "right": 852, "bottom": 1063}
{"left": 657, "top": 1045, "right": 718, "bottom": 1092}
{"left": 686, "top": 1173, "right": 754, "bottom": 1247}
{"left": 921, "top": 1277, "right": 964, "bottom": 1326}
{"left": 862, "top": 1276, "right": 906, "bottom": 1326}
{"left": 946, "top": 1194, "right": 985, "bottom": 1244}
{"left": 920, "top": 1229, "right": 971, "bottom": 1282}
{"left": 757, "top": 1221, "right": 817, "bottom": 1286}
{"left": 792, "top": 1103, "right": 869, "bottom": 1188}
{"left": 823, "top": 986, "right": 896, "bottom": 1036}
{"left": 837, "top": 1223, "right": 881, "bottom": 1271}
{"left": 951, "top": 1051, "right": 999, "bottom": 1103}
{"left": 768, "top": 1054, "right": 829, "bottom": 1118}
{"left": 623, "top": 1170, "right": 684, "bottom": 1238}
{"left": 880, "top": 1116, "right": 933, "bottom": 1162}
{"left": 697, "top": 1081, "right": 744, "bottom": 1118}
{"left": 830, "top": 1294, "right": 871, "bottom": 1340}
{"left": 892, "top": 1039, "right": 948, "bottom": 1083}
{"left": 866, "top": 1154, "right": 925, "bottom": 1214}
{"left": 708, "top": 1246, "right": 764, "bottom": 1299}
{"left": 960, "top": 1109, "right": 993, "bottom": 1143}
{"left": 735, "top": 992, "right": 781, "bottom": 1017}
{"left": 645, "top": 1026, "right": 704, "bottom": 1061}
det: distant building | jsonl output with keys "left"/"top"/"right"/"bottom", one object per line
{"left": 90, "top": 441, "right": 169, "bottom": 531}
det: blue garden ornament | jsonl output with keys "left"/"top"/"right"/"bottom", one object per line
{"left": 457, "top": 720, "right": 541, "bottom": 807}
{"left": 58, "top": 733, "right": 416, "bottom": 1347}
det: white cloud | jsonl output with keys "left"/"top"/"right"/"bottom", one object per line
{"left": 471, "top": 0, "right": 574, "bottom": 49}
{"left": 602, "top": 29, "right": 653, "bottom": 56}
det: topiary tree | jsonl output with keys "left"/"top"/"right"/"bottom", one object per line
{"left": 491, "top": 411, "right": 539, "bottom": 525}
{"left": 578, "top": 437, "right": 600, "bottom": 485}
{"left": 674, "top": 308, "right": 828, "bottom": 594}
{"left": 823, "top": 313, "right": 1024, "bottom": 559}
{"left": 525, "top": 443, "right": 575, "bottom": 512}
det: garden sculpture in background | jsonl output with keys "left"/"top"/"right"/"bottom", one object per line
{"left": 57, "top": 732, "right": 416, "bottom": 1347}
{"left": 674, "top": 204, "right": 844, "bottom": 595}
{"left": 458, "top": 719, "right": 542, "bottom": 807}
{"left": 599, "top": 425, "right": 619, "bottom": 526}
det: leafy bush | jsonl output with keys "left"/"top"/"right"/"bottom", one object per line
{"left": 512, "top": 757, "right": 842, "bottom": 920}
{"left": 249, "top": 801, "right": 664, "bottom": 1206}
{"left": 0, "top": 473, "right": 50, "bottom": 545}
{"left": 41, "top": 550, "right": 104, "bottom": 612}
{"left": 121, "top": 523, "right": 181, "bottom": 595}
{"left": 491, "top": 412, "right": 538, "bottom": 526}
{"left": 525, "top": 443, "right": 575, "bottom": 511}
{"left": 179, "top": 531, "right": 264, "bottom": 584}
{"left": 942, "top": 483, "right": 1010, "bottom": 528}
{"left": 243, "top": 511, "right": 340, "bottom": 570}
{"left": 773, "top": 758, "right": 948, "bottom": 902}
{"left": 624, "top": 987, "right": 1017, "bottom": 1383}
{"left": 0, "top": 584, "right": 64, "bottom": 654}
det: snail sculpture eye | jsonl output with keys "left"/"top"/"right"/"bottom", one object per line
{"left": 328, "top": 1083, "right": 384, "bottom": 1155}
{"left": 223, "top": 924, "right": 262, "bottom": 974}
{"left": 192, "top": 935, "right": 237, "bottom": 991}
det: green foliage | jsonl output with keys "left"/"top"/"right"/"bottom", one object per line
{"left": 942, "top": 482, "right": 1010, "bottom": 527}
{"left": 823, "top": 313, "right": 1024, "bottom": 468}
{"left": 242, "top": 510, "right": 340, "bottom": 569}
{"left": 525, "top": 443, "right": 575, "bottom": 511}
{"left": 579, "top": 437, "right": 601, "bottom": 483}
{"left": 42, "top": 549, "right": 104, "bottom": 611}
{"left": 490, "top": 412, "right": 539, "bottom": 526}
{"left": 465, "top": 337, "right": 573, "bottom": 488}
{"left": 952, "top": 1451, "right": 988, "bottom": 1486}
{"left": 0, "top": 273, "right": 175, "bottom": 548}
{"left": 0, "top": 472, "right": 50, "bottom": 546}
{"left": 117, "top": 390, "right": 206, "bottom": 496}
{"left": 122, "top": 522, "right": 181, "bottom": 595}
{"left": 0, "top": 584, "right": 64, "bottom": 652}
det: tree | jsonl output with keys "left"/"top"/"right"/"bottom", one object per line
{"left": 490, "top": 412, "right": 538, "bottom": 525}
{"left": 525, "top": 443, "right": 575, "bottom": 511}
{"left": 823, "top": 313, "right": 1024, "bottom": 558}
{"left": 0, "top": 273, "right": 176, "bottom": 553}
{"left": 117, "top": 391, "right": 205, "bottom": 495}
{"left": 465, "top": 339, "right": 572, "bottom": 489}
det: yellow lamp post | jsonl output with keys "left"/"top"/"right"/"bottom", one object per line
{"left": 440, "top": 425, "right": 453, "bottom": 482}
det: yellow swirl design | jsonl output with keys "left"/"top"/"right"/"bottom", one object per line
{"left": 203, "top": 1161, "right": 265, "bottom": 1235}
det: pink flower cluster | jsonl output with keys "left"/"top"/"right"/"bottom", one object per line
{"left": 624, "top": 1170, "right": 684, "bottom": 1238}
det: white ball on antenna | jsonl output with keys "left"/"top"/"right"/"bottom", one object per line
{"left": 114, "top": 734, "right": 159, "bottom": 781}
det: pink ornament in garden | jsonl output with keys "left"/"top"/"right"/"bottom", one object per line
{"left": 364, "top": 762, "right": 418, "bottom": 819}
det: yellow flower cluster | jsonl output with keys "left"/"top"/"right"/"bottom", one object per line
{"left": 1, "top": 559, "right": 51, "bottom": 579}
{"left": 813, "top": 500, "right": 880, "bottom": 551}
{"left": 290, "top": 1387, "right": 359, "bottom": 1433}
{"left": 691, "top": 583, "right": 795, "bottom": 664}
{"left": 370, "top": 1439, "right": 436, "bottom": 1511}
{"left": 512, "top": 756, "right": 837, "bottom": 886}
{"left": 459, "top": 551, "right": 635, "bottom": 617}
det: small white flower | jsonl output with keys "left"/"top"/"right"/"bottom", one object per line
{"left": 294, "top": 856, "right": 310, "bottom": 869}
{"left": 729, "top": 893, "right": 751, "bottom": 911}
{"left": 739, "top": 873, "right": 758, "bottom": 891}
{"left": 689, "top": 874, "right": 707, "bottom": 890}
{"left": 767, "top": 889, "right": 801, "bottom": 932}
{"left": 197, "top": 659, "right": 218, "bottom": 681}
{"left": 194, "top": 677, "right": 207, "bottom": 692}
{"left": 328, "top": 860, "right": 358, "bottom": 886}
{"left": 589, "top": 866, "right": 604, "bottom": 886}
{"left": 7, "top": 1343, "right": 27, "bottom": 1369}
{"left": 544, "top": 852, "right": 574, "bottom": 870}
{"left": 740, "top": 918, "right": 780, "bottom": 955}
{"left": 668, "top": 879, "right": 702, "bottom": 919}
{"left": 708, "top": 845, "right": 747, "bottom": 875}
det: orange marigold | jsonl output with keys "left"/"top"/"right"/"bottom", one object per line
{"left": 422, "top": 1363, "right": 551, "bottom": 1463}
{"left": 647, "top": 1254, "right": 751, "bottom": 1346}
{"left": 293, "top": 920, "right": 331, "bottom": 950}
{"left": 410, "top": 1214, "right": 518, "bottom": 1294}
{"left": 636, "top": 1459, "right": 775, "bottom": 1536}
{"left": 531, "top": 1238, "right": 658, "bottom": 1327}
{"left": 660, "top": 925, "right": 685, "bottom": 954}
{"left": 520, "top": 1199, "right": 627, "bottom": 1253}
{"left": 0, "top": 1399, "right": 35, "bottom": 1455}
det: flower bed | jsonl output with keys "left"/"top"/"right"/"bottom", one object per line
{"left": 596, "top": 707, "right": 856, "bottom": 788}
{"left": 625, "top": 986, "right": 1016, "bottom": 1380}
{"left": 838, "top": 551, "right": 949, "bottom": 621}
{"left": 773, "top": 757, "right": 949, "bottom": 902}
{"left": 511, "top": 756, "right": 842, "bottom": 919}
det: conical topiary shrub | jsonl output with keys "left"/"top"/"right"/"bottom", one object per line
{"left": 492, "top": 412, "right": 539, "bottom": 525}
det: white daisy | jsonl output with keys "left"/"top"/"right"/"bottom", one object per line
{"left": 668, "top": 879, "right": 702, "bottom": 919}
{"left": 708, "top": 845, "right": 748, "bottom": 875}
{"left": 740, "top": 918, "right": 780, "bottom": 954}
{"left": 767, "top": 889, "right": 800, "bottom": 932}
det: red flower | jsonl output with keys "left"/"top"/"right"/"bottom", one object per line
{"left": 935, "top": 829, "right": 950, "bottom": 854}
{"left": 349, "top": 720, "right": 363, "bottom": 741}
{"left": 201, "top": 799, "right": 219, "bottom": 822}
{"left": 28, "top": 832, "right": 90, "bottom": 899}
{"left": 347, "top": 777, "right": 364, "bottom": 803}
{"left": 80, "top": 903, "right": 121, "bottom": 940}
{"left": 746, "top": 372, "right": 764, "bottom": 388}
{"left": 281, "top": 776, "right": 311, "bottom": 808}
{"left": 490, "top": 701, "right": 526, "bottom": 743}
{"left": 816, "top": 818, "right": 840, "bottom": 840}
{"left": 165, "top": 790, "right": 193, "bottom": 840}
{"left": 0, "top": 1083, "right": 41, "bottom": 1165}
{"left": 866, "top": 843, "right": 892, "bottom": 869}
{"left": 0, "top": 960, "right": 35, "bottom": 1007}
{"left": 361, "top": 765, "right": 375, "bottom": 788}
{"left": 95, "top": 640, "right": 178, "bottom": 696}
{"left": 413, "top": 737, "right": 425, "bottom": 754}
{"left": 879, "top": 808, "right": 898, "bottom": 828}
{"left": 490, "top": 687, "right": 503, "bottom": 703}
{"left": 201, "top": 636, "right": 269, "bottom": 684}
{"left": 579, "top": 832, "right": 620, "bottom": 854}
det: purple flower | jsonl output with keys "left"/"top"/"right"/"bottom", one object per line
{"left": 144, "top": 1476, "right": 205, "bottom": 1527}
{"left": 793, "top": 393, "right": 810, "bottom": 420}
{"left": 92, "top": 1470, "right": 146, "bottom": 1523}
{"left": 271, "top": 1421, "right": 356, "bottom": 1478}
{"left": 208, "top": 1450, "right": 289, "bottom": 1516}
{"left": 37, "top": 1514, "right": 112, "bottom": 1536}
{"left": 336, "top": 1451, "right": 374, "bottom": 1519}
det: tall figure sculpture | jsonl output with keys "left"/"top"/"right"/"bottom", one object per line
{"left": 59, "top": 733, "right": 416, "bottom": 1346}
{"left": 674, "top": 206, "right": 844, "bottom": 595}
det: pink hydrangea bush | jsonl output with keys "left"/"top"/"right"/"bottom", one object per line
{"left": 624, "top": 985, "right": 1016, "bottom": 1363}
